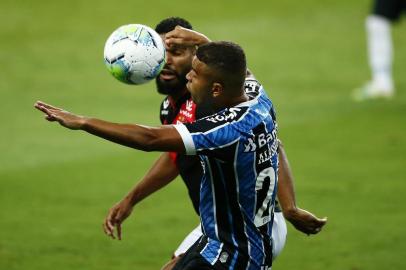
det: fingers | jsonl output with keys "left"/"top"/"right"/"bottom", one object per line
{"left": 35, "top": 102, "right": 52, "bottom": 115}
{"left": 34, "top": 101, "right": 62, "bottom": 120}
{"left": 45, "top": 115, "right": 57, "bottom": 122}
{"left": 318, "top": 217, "right": 328, "bottom": 227}
{"left": 314, "top": 217, "right": 328, "bottom": 232}
{"left": 117, "top": 223, "right": 122, "bottom": 240}
{"left": 164, "top": 26, "right": 198, "bottom": 47}
{"left": 308, "top": 217, "right": 328, "bottom": 235}
{"left": 103, "top": 219, "right": 114, "bottom": 239}
{"left": 103, "top": 210, "right": 117, "bottom": 239}
{"left": 312, "top": 227, "right": 322, "bottom": 234}
{"left": 164, "top": 29, "right": 180, "bottom": 46}
{"left": 105, "top": 218, "right": 116, "bottom": 239}
{"left": 103, "top": 208, "right": 125, "bottom": 240}
{"left": 35, "top": 101, "right": 62, "bottom": 111}
{"left": 165, "top": 25, "right": 184, "bottom": 39}
{"left": 165, "top": 37, "right": 185, "bottom": 47}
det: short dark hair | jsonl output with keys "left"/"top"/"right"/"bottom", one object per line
{"left": 155, "top": 17, "right": 193, "bottom": 34}
{"left": 196, "top": 41, "right": 247, "bottom": 90}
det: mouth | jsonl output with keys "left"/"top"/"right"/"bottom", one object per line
{"left": 159, "top": 69, "right": 177, "bottom": 81}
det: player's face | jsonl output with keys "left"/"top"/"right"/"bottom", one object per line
{"left": 156, "top": 34, "right": 194, "bottom": 95}
{"left": 186, "top": 56, "right": 214, "bottom": 106}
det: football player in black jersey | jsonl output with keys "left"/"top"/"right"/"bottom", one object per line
{"left": 101, "top": 18, "right": 327, "bottom": 269}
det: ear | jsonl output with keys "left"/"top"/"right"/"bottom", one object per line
{"left": 211, "top": 82, "right": 223, "bottom": 98}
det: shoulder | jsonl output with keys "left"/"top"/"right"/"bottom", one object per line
{"left": 160, "top": 96, "right": 172, "bottom": 111}
{"left": 186, "top": 106, "right": 250, "bottom": 134}
{"left": 159, "top": 96, "right": 172, "bottom": 124}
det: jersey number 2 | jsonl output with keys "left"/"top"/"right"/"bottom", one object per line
{"left": 254, "top": 167, "right": 276, "bottom": 227}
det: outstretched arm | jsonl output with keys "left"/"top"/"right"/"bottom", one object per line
{"left": 103, "top": 152, "right": 179, "bottom": 240}
{"left": 277, "top": 140, "right": 327, "bottom": 235}
{"left": 34, "top": 101, "right": 185, "bottom": 153}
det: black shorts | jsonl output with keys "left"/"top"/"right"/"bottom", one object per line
{"left": 372, "top": 0, "right": 406, "bottom": 21}
{"left": 172, "top": 237, "right": 214, "bottom": 270}
{"left": 172, "top": 236, "right": 261, "bottom": 270}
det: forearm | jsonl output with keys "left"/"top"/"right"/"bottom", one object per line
{"left": 277, "top": 140, "right": 328, "bottom": 234}
{"left": 81, "top": 118, "right": 183, "bottom": 152}
{"left": 124, "top": 153, "right": 179, "bottom": 206}
{"left": 277, "top": 140, "right": 298, "bottom": 218}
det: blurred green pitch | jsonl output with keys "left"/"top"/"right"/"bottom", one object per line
{"left": 1, "top": 0, "right": 406, "bottom": 269}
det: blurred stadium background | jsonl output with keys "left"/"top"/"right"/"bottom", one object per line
{"left": 1, "top": 0, "right": 405, "bottom": 269}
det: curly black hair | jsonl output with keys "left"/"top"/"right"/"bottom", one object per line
{"left": 155, "top": 17, "right": 193, "bottom": 34}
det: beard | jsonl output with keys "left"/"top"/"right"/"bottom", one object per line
{"left": 155, "top": 69, "right": 188, "bottom": 96}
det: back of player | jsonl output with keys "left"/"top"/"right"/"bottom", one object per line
{"left": 174, "top": 80, "right": 278, "bottom": 269}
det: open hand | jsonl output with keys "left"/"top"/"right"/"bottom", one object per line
{"left": 103, "top": 199, "right": 134, "bottom": 240}
{"left": 165, "top": 26, "right": 210, "bottom": 48}
{"left": 34, "top": 101, "right": 85, "bottom": 130}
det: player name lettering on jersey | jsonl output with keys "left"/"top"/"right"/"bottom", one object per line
{"left": 257, "top": 139, "right": 279, "bottom": 165}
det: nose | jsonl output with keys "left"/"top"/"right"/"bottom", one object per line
{"left": 165, "top": 52, "right": 172, "bottom": 65}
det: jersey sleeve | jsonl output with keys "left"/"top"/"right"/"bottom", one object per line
{"left": 173, "top": 123, "right": 197, "bottom": 155}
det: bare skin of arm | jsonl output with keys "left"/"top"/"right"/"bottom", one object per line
{"left": 277, "top": 140, "right": 327, "bottom": 234}
{"left": 103, "top": 152, "right": 179, "bottom": 240}
{"left": 34, "top": 101, "right": 185, "bottom": 153}
{"left": 35, "top": 101, "right": 187, "bottom": 240}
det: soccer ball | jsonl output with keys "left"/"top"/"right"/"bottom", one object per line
{"left": 104, "top": 24, "right": 166, "bottom": 85}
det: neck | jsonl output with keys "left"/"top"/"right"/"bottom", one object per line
{"left": 213, "top": 92, "right": 249, "bottom": 111}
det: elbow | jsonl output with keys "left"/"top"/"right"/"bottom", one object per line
{"left": 135, "top": 138, "right": 155, "bottom": 152}
{"left": 141, "top": 142, "right": 156, "bottom": 152}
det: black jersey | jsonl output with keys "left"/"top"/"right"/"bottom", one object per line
{"left": 159, "top": 92, "right": 209, "bottom": 214}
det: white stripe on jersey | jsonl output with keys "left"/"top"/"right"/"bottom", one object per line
{"left": 173, "top": 123, "right": 196, "bottom": 155}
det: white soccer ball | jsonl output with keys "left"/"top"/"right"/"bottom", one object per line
{"left": 104, "top": 24, "right": 166, "bottom": 85}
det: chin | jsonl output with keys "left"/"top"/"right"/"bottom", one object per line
{"left": 186, "top": 82, "right": 192, "bottom": 91}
